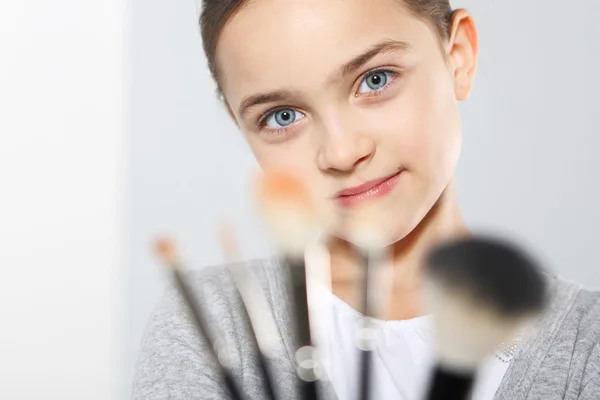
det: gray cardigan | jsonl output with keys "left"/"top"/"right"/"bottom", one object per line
{"left": 132, "top": 259, "right": 600, "bottom": 399}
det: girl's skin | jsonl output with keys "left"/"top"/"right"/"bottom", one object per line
{"left": 216, "top": 0, "right": 478, "bottom": 320}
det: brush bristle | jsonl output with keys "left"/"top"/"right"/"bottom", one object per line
{"left": 423, "top": 235, "right": 548, "bottom": 371}
{"left": 424, "top": 280, "right": 531, "bottom": 371}
{"left": 347, "top": 202, "right": 387, "bottom": 250}
{"left": 254, "top": 171, "right": 321, "bottom": 256}
{"left": 426, "top": 235, "right": 547, "bottom": 316}
{"left": 153, "top": 237, "right": 179, "bottom": 268}
{"left": 217, "top": 220, "right": 242, "bottom": 260}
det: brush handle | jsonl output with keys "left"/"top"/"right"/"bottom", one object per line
{"left": 287, "top": 259, "right": 312, "bottom": 345}
{"left": 359, "top": 251, "right": 373, "bottom": 316}
{"left": 358, "top": 347, "right": 373, "bottom": 400}
{"left": 237, "top": 297, "right": 278, "bottom": 400}
{"left": 286, "top": 257, "right": 320, "bottom": 400}
{"left": 227, "top": 265, "right": 279, "bottom": 400}
{"left": 358, "top": 250, "right": 373, "bottom": 400}
{"left": 256, "top": 351, "right": 278, "bottom": 400}
{"left": 172, "top": 269, "right": 245, "bottom": 400}
{"left": 425, "top": 367, "right": 474, "bottom": 400}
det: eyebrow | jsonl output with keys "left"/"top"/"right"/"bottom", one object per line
{"left": 237, "top": 39, "right": 411, "bottom": 117}
{"left": 334, "top": 39, "right": 411, "bottom": 82}
{"left": 238, "top": 90, "right": 297, "bottom": 117}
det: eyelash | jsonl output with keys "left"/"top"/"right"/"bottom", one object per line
{"left": 256, "top": 109, "right": 301, "bottom": 140}
{"left": 256, "top": 67, "right": 400, "bottom": 137}
{"left": 358, "top": 68, "right": 400, "bottom": 98}
{"left": 257, "top": 124, "right": 291, "bottom": 140}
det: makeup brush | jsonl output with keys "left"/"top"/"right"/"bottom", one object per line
{"left": 153, "top": 238, "right": 245, "bottom": 400}
{"left": 423, "top": 235, "right": 548, "bottom": 400}
{"left": 254, "top": 171, "right": 324, "bottom": 400}
{"left": 218, "top": 221, "right": 279, "bottom": 400}
{"left": 347, "top": 205, "right": 395, "bottom": 400}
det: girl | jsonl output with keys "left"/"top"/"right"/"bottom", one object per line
{"left": 132, "top": 0, "right": 600, "bottom": 398}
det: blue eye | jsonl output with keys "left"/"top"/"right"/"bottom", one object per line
{"left": 358, "top": 70, "right": 392, "bottom": 93}
{"left": 264, "top": 109, "right": 305, "bottom": 128}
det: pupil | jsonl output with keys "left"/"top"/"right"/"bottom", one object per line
{"left": 281, "top": 112, "right": 290, "bottom": 121}
{"left": 370, "top": 75, "right": 381, "bottom": 85}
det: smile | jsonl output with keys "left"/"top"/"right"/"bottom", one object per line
{"left": 336, "top": 170, "right": 402, "bottom": 208}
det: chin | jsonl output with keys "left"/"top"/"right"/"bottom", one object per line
{"left": 329, "top": 214, "right": 420, "bottom": 248}
{"left": 381, "top": 219, "right": 421, "bottom": 246}
{"left": 327, "top": 179, "right": 454, "bottom": 248}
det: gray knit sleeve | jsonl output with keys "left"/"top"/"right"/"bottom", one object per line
{"left": 577, "top": 289, "right": 600, "bottom": 399}
{"left": 131, "top": 284, "right": 229, "bottom": 400}
{"left": 578, "top": 380, "right": 600, "bottom": 399}
{"left": 578, "top": 344, "right": 600, "bottom": 399}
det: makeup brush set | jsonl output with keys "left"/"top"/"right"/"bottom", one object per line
{"left": 153, "top": 171, "right": 548, "bottom": 400}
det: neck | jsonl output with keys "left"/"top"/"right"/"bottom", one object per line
{"left": 327, "top": 180, "right": 469, "bottom": 320}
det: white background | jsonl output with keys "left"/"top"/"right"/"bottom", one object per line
{"left": 1, "top": 0, "right": 598, "bottom": 399}
{"left": 0, "top": 0, "right": 122, "bottom": 398}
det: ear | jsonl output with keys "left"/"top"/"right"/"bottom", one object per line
{"left": 447, "top": 9, "right": 479, "bottom": 101}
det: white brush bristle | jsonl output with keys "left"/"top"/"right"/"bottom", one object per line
{"left": 424, "top": 279, "right": 531, "bottom": 372}
{"left": 261, "top": 203, "right": 321, "bottom": 256}
{"left": 254, "top": 171, "right": 323, "bottom": 256}
{"left": 347, "top": 203, "right": 387, "bottom": 250}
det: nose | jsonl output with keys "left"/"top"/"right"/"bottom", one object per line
{"left": 316, "top": 118, "right": 376, "bottom": 174}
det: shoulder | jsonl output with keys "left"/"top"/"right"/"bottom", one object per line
{"left": 497, "top": 276, "right": 600, "bottom": 398}
{"left": 572, "top": 284, "right": 600, "bottom": 333}
{"left": 568, "top": 282, "right": 600, "bottom": 395}
{"left": 146, "top": 258, "right": 278, "bottom": 319}
{"left": 548, "top": 276, "right": 600, "bottom": 394}
{"left": 551, "top": 276, "right": 600, "bottom": 342}
{"left": 152, "top": 257, "right": 287, "bottom": 331}
{"left": 132, "top": 257, "right": 289, "bottom": 399}
{"left": 139, "top": 256, "right": 285, "bottom": 345}
{"left": 183, "top": 257, "right": 288, "bottom": 309}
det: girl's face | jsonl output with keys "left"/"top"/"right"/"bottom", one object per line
{"left": 216, "top": 0, "right": 477, "bottom": 244}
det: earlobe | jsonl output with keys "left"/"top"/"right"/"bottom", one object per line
{"left": 447, "top": 9, "right": 479, "bottom": 101}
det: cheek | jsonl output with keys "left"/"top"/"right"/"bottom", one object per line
{"left": 242, "top": 131, "right": 322, "bottom": 183}
{"left": 245, "top": 134, "right": 333, "bottom": 216}
{"left": 425, "top": 93, "right": 462, "bottom": 178}
{"left": 384, "top": 68, "right": 462, "bottom": 176}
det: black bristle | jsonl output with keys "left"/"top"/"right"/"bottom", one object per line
{"left": 426, "top": 235, "right": 547, "bottom": 316}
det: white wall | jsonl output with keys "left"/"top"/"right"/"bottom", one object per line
{"left": 0, "top": 1, "right": 123, "bottom": 399}
{"left": 453, "top": 0, "right": 600, "bottom": 276}
{"left": 122, "top": 0, "right": 269, "bottom": 397}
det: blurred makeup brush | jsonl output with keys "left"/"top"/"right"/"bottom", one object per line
{"left": 348, "top": 205, "right": 395, "bottom": 400}
{"left": 254, "top": 170, "right": 324, "bottom": 400}
{"left": 423, "top": 235, "right": 548, "bottom": 400}
{"left": 153, "top": 237, "right": 245, "bottom": 400}
{"left": 218, "top": 220, "right": 279, "bottom": 400}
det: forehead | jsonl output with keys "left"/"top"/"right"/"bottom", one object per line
{"left": 216, "top": 0, "right": 435, "bottom": 105}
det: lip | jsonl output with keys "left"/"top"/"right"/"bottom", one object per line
{"left": 336, "top": 170, "right": 402, "bottom": 208}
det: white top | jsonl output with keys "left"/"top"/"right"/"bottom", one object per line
{"left": 312, "top": 289, "right": 510, "bottom": 400}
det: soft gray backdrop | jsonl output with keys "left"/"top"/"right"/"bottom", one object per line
{"left": 122, "top": 0, "right": 599, "bottom": 398}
